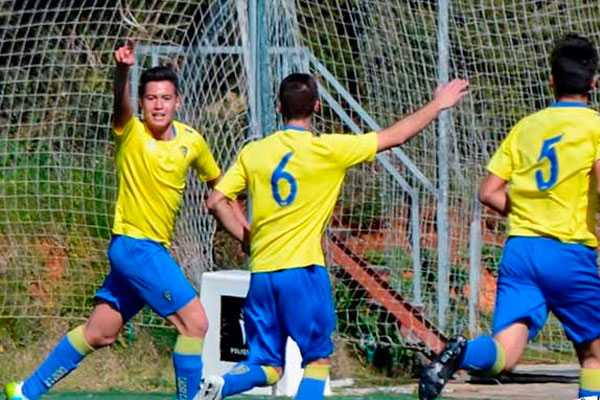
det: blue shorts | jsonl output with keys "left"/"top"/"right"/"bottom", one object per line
{"left": 492, "top": 236, "right": 600, "bottom": 343}
{"left": 95, "top": 235, "right": 197, "bottom": 321}
{"left": 244, "top": 265, "right": 335, "bottom": 367}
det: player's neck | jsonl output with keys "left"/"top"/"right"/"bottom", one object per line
{"left": 148, "top": 122, "right": 176, "bottom": 141}
{"left": 555, "top": 94, "right": 588, "bottom": 105}
{"left": 283, "top": 119, "right": 312, "bottom": 131}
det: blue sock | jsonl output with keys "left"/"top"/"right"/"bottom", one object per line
{"left": 295, "top": 365, "right": 329, "bottom": 400}
{"left": 23, "top": 326, "right": 93, "bottom": 400}
{"left": 173, "top": 336, "right": 204, "bottom": 400}
{"left": 222, "top": 364, "right": 279, "bottom": 397}
{"left": 579, "top": 369, "right": 600, "bottom": 398}
{"left": 579, "top": 389, "right": 600, "bottom": 398}
{"left": 459, "top": 335, "right": 505, "bottom": 375}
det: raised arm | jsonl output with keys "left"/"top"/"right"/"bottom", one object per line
{"left": 113, "top": 40, "right": 135, "bottom": 131}
{"left": 376, "top": 79, "right": 469, "bottom": 152}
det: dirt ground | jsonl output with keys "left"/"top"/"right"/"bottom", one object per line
{"left": 448, "top": 364, "right": 580, "bottom": 399}
{"left": 338, "top": 382, "right": 578, "bottom": 399}
{"left": 338, "top": 364, "right": 581, "bottom": 399}
{"left": 444, "top": 382, "right": 578, "bottom": 399}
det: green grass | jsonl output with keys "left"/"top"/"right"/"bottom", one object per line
{"left": 18, "top": 393, "right": 502, "bottom": 400}
{"left": 39, "top": 394, "right": 418, "bottom": 400}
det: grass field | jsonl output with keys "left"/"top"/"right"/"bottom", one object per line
{"left": 3, "top": 394, "right": 422, "bottom": 400}
{"left": 23, "top": 394, "right": 440, "bottom": 400}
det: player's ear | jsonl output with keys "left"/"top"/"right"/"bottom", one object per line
{"left": 276, "top": 101, "right": 282, "bottom": 114}
{"left": 313, "top": 100, "right": 321, "bottom": 114}
{"left": 591, "top": 75, "right": 598, "bottom": 90}
{"left": 549, "top": 74, "right": 555, "bottom": 89}
{"left": 175, "top": 94, "right": 181, "bottom": 110}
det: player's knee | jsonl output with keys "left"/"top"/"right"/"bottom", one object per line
{"left": 83, "top": 325, "right": 119, "bottom": 348}
{"left": 262, "top": 365, "right": 283, "bottom": 385}
{"left": 177, "top": 317, "right": 208, "bottom": 338}
{"left": 580, "top": 350, "right": 600, "bottom": 370}
{"left": 582, "top": 357, "right": 600, "bottom": 370}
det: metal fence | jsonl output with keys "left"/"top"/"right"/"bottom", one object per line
{"left": 2, "top": 0, "right": 596, "bottom": 366}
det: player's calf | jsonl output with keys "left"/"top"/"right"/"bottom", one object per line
{"left": 167, "top": 284, "right": 210, "bottom": 400}
{"left": 295, "top": 362, "right": 330, "bottom": 400}
{"left": 9, "top": 325, "right": 95, "bottom": 400}
{"left": 173, "top": 335, "right": 205, "bottom": 400}
{"left": 578, "top": 369, "right": 600, "bottom": 399}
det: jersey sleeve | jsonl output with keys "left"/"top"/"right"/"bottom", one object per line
{"left": 595, "top": 127, "right": 600, "bottom": 161}
{"left": 486, "top": 128, "right": 516, "bottom": 181}
{"left": 215, "top": 148, "right": 248, "bottom": 200}
{"left": 327, "top": 132, "right": 378, "bottom": 168}
{"left": 192, "top": 134, "right": 222, "bottom": 182}
{"left": 112, "top": 116, "right": 137, "bottom": 144}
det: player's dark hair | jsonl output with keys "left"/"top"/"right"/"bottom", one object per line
{"left": 551, "top": 34, "right": 598, "bottom": 97}
{"left": 139, "top": 65, "right": 180, "bottom": 98}
{"left": 278, "top": 73, "right": 319, "bottom": 121}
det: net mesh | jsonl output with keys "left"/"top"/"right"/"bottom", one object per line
{"left": 0, "top": 0, "right": 250, "bottom": 326}
{"left": 2, "top": 0, "right": 597, "bottom": 367}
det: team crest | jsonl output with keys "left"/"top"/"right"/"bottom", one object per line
{"left": 180, "top": 145, "right": 188, "bottom": 157}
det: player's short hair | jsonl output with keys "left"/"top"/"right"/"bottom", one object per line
{"left": 139, "top": 66, "right": 180, "bottom": 98}
{"left": 551, "top": 34, "right": 598, "bottom": 97}
{"left": 278, "top": 73, "right": 318, "bottom": 120}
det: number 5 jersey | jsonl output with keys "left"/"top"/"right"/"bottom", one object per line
{"left": 487, "top": 102, "right": 600, "bottom": 247}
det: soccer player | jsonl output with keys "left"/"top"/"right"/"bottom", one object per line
{"left": 196, "top": 73, "right": 468, "bottom": 400}
{"left": 4, "top": 41, "right": 233, "bottom": 400}
{"left": 419, "top": 33, "right": 600, "bottom": 400}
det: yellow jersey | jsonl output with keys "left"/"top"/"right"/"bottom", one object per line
{"left": 487, "top": 102, "right": 600, "bottom": 247}
{"left": 112, "top": 117, "right": 221, "bottom": 247}
{"left": 216, "top": 127, "right": 378, "bottom": 272}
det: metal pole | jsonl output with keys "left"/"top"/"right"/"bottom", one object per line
{"left": 150, "top": 46, "right": 159, "bottom": 67}
{"left": 436, "top": 0, "right": 450, "bottom": 330}
{"left": 411, "top": 197, "right": 422, "bottom": 306}
{"left": 249, "top": 0, "right": 262, "bottom": 138}
{"left": 469, "top": 193, "right": 482, "bottom": 335}
{"left": 237, "top": 0, "right": 254, "bottom": 141}
{"left": 257, "top": 0, "right": 274, "bottom": 135}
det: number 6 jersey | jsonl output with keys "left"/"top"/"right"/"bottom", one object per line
{"left": 487, "top": 102, "right": 600, "bottom": 247}
{"left": 216, "top": 127, "right": 377, "bottom": 272}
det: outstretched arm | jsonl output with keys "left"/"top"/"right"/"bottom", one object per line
{"left": 479, "top": 173, "right": 510, "bottom": 215}
{"left": 376, "top": 79, "right": 469, "bottom": 152}
{"left": 113, "top": 40, "right": 135, "bottom": 131}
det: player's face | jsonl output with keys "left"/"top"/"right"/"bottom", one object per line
{"left": 141, "top": 81, "right": 180, "bottom": 134}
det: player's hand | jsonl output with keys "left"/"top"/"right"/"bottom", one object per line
{"left": 113, "top": 40, "right": 135, "bottom": 68}
{"left": 433, "top": 79, "right": 469, "bottom": 110}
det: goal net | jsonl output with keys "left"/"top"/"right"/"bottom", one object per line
{"left": 2, "top": 0, "right": 595, "bottom": 366}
